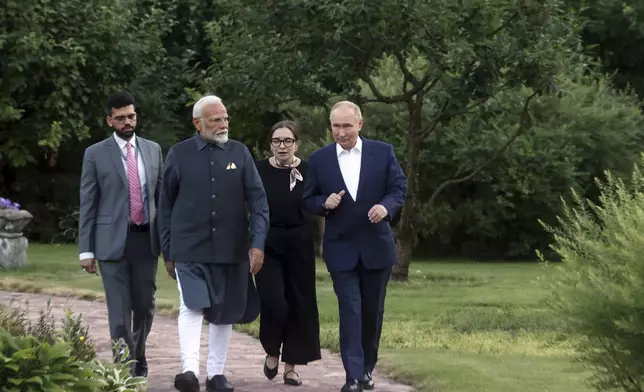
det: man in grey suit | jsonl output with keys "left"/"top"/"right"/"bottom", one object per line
{"left": 78, "top": 91, "right": 164, "bottom": 378}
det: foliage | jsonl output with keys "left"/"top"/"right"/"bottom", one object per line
{"left": 91, "top": 339, "right": 147, "bottom": 392}
{"left": 567, "top": 0, "right": 644, "bottom": 99}
{"left": 0, "top": 301, "right": 145, "bottom": 391}
{"left": 0, "top": 328, "right": 99, "bottom": 391}
{"left": 422, "top": 74, "right": 644, "bottom": 258}
{"left": 539, "top": 155, "right": 644, "bottom": 391}
{"left": 0, "top": 0, "right": 194, "bottom": 167}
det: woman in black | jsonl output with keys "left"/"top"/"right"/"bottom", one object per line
{"left": 255, "top": 121, "right": 322, "bottom": 386}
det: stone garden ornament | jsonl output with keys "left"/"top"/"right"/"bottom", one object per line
{"left": 0, "top": 197, "right": 33, "bottom": 269}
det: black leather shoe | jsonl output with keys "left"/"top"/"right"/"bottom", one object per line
{"left": 359, "top": 373, "right": 374, "bottom": 390}
{"left": 263, "top": 356, "right": 278, "bottom": 380}
{"left": 341, "top": 379, "right": 363, "bottom": 392}
{"left": 174, "top": 371, "right": 200, "bottom": 392}
{"left": 134, "top": 363, "right": 148, "bottom": 378}
{"left": 206, "top": 374, "right": 234, "bottom": 392}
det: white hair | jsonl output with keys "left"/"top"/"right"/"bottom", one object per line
{"left": 330, "top": 100, "right": 363, "bottom": 121}
{"left": 192, "top": 95, "right": 223, "bottom": 118}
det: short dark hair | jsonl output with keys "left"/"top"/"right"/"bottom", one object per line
{"left": 269, "top": 120, "right": 300, "bottom": 144}
{"left": 106, "top": 91, "right": 136, "bottom": 115}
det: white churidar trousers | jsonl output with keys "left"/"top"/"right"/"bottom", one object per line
{"left": 176, "top": 271, "right": 233, "bottom": 378}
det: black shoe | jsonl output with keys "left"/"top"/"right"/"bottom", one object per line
{"left": 174, "top": 371, "right": 200, "bottom": 392}
{"left": 341, "top": 379, "right": 363, "bottom": 392}
{"left": 359, "top": 373, "right": 374, "bottom": 390}
{"left": 283, "top": 370, "right": 302, "bottom": 386}
{"left": 263, "top": 356, "right": 278, "bottom": 380}
{"left": 134, "top": 362, "right": 148, "bottom": 378}
{"left": 206, "top": 374, "right": 234, "bottom": 392}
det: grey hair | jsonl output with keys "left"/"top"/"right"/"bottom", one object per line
{"left": 192, "top": 95, "right": 223, "bottom": 118}
{"left": 330, "top": 100, "right": 363, "bottom": 121}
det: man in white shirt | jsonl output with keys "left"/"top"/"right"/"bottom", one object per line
{"left": 302, "top": 101, "right": 407, "bottom": 392}
{"left": 78, "top": 91, "right": 164, "bottom": 378}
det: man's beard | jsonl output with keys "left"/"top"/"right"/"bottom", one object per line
{"left": 203, "top": 131, "right": 228, "bottom": 145}
{"left": 115, "top": 127, "right": 135, "bottom": 140}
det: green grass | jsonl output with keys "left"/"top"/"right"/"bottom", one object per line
{"left": 0, "top": 244, "right": 593, "bottom": 392}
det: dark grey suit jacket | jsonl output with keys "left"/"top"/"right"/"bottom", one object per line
{"left": 78, "top": 134, "right": 164, "bottom": 261}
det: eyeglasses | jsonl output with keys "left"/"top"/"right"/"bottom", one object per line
{"left": 271, "top": 138, "right": 296, "bottom": 147}
{"left": 201, "top": 116, "right": 231, "bottom": 126}
{"left": 111, "top": 113, "right": 137, "bottom": 123}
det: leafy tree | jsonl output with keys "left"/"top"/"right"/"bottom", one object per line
{"left": 204, "top": 0, "right": 580, "bottom": 279}
{"left": 0, "top": 0, "right": 186, "bottom": 171}
{"left": 567, "top": 0, "right": 644, "bottom": 99}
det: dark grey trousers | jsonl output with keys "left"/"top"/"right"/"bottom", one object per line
{"left": 98, "top": 230, "right": 158, "bottom": 368}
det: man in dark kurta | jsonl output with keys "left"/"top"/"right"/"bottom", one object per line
{"left": 158, "top": 95, "right": 269, "bottom": 392}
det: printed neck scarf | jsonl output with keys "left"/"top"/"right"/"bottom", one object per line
{"left": 272, "top": 156, "right": 303, "bottom": 191}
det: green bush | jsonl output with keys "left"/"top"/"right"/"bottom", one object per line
{"left": 539, "top": 156, "right": 644, "bottom": 392}
{"left": 91, "top": 339, "right": 148, "bottom": 392}
{"left": 0, "top": 300, "right": 96, "bottom": 362}
{"left": 0, "top": 301, "right": 146, "bottom": 391}
{"left": 0, "top": 328, "right": 99, "bottom": 391}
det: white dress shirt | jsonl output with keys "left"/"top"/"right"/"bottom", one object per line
{"left": 336, "top": 137, "right": 362, "bottom": 201}
{"left": 79, "top": 133, "right": 147, "bottom": 260}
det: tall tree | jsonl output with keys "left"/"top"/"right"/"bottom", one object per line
{"left": 204, "top": 0, "right": 579, "bottom": 280}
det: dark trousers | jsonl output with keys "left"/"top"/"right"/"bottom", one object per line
{"left": 330, "top": 261, "right": 392, "bottom": 381}
{"left": 255, "top": 228, "right": 321, "bottom": 365}
{"left": 98, "top": 230, "right": 158, "bottom": 369}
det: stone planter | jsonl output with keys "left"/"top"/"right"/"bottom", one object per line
{"left": 0, "top": 208, "right": 33, "bottom": 269}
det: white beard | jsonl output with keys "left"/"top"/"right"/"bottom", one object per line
{"left": 213, "top": 132, "right": 228, "bottom": 144}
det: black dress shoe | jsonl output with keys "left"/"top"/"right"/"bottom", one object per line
{"left": 263, "top": 356, "right": 278, "bottom": 380}
{"left": 206, "top": 374, "right": 234, "bottom": 392}
{"left": 341, "top": 379, "right": 363, "bottom": 392}
{"left": 359, "top": 373, "right": 374, "bottom": 390}
{"left": 174, "top": 371, "right": 200, "bottom": 392}
{"left": 134, "top": 363, "right": 148, "bottom": 378}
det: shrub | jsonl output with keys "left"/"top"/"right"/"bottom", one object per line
{"left": 91, "top": 339, "right": 148, "bottom": 392}
{"left": 0, "top": 327, "right": 100, "bottom": 391}
{"left": 0, "top": 301, "right": 146, "bottom": 391}
{"left": 539, "top": 156, "right": 644, "bottom": 391}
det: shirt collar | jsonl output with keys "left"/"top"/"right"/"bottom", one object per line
{"left": 336, "top": 137, "right": 362, "bottom": 156}
{"left": 113, "top": 132, "right": 136, "bottom": 149}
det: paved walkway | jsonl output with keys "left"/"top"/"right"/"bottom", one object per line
{"left": 0, "top": 291, "right": 414, "bottom": 392}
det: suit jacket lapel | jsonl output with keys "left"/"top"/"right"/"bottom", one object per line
{"left": 107, "top": 137, "right": 128, "bottom": 188}
{"left": 138, "top": 138, "right": 154, "bottom": 197}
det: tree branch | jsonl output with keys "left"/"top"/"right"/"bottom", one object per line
{"left": 488, "top": 12, "right": 518, "bottom": 38}
{"left": 394, "top": 51, "right": 420, "bottom": 86}
{"left": 361, "top": 50, "right": 435, "bottom": 105}
{"left": 426, "top": 89, "right": 539, "bottom": 206}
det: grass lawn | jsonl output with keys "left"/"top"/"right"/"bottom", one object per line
{"left": 0, "top": 244, "right": 592, "bottom": 392}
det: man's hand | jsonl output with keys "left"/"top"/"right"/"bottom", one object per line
{"left": 324, "top": 190, "right": 345, "bottom": 210}
{"left": 368, "top": 204, "right": 388, "bottom": 224}
{"left": 249, "top": 248, "right": 264, "bottom": 274}
{"left": 80, "top": 258, "right": 97, "bottom": 274}
{"left": 165, "top": 260, "right": 176, "bottom": 280}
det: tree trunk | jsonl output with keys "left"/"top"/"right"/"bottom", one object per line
{"left": 391, "top": 97, "right": 422, "bottom": 282}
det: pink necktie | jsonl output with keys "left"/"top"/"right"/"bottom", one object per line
{"left": 126, "top": 143, "right": 145, "bottom": 225}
